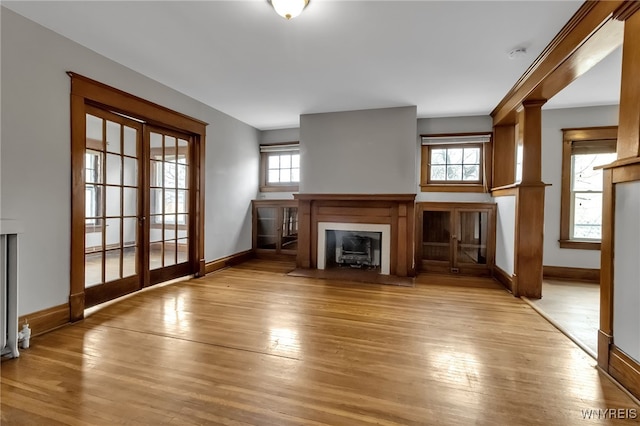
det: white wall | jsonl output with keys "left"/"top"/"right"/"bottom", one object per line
{"left": 613, "top": 181, "right": 640, "bottom": 362}
{"left": 1, "top": 8, "right": 259, "bottom": 315}
{"left": 300, "top": 106, "right": 417, "bottom": 194}
{"left": 495, "top": 196, "right": 516, "bottom": 276}
{"left": 541, "top": 105, "right": 619, "bottom": 268}
{"left": 416, "top": 116, "right": 493, "bottom": 203}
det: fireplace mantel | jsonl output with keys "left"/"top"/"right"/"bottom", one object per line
{"left": 293, "top": 193, "right": 416, "bottom": 278}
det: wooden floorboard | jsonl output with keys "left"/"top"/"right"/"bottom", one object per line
{"left": 2, "top": 259, "right": 638, "bottom": 425}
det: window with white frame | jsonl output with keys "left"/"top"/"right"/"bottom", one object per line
{"left": 260, "top": 143, "right": 300, "bottom": 192}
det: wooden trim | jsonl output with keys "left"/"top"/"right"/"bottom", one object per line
{"left": 513, "top": 185, "right": 545, "bottom": 298}
{"left": 609, "top": 346, "right": 640, "bottom": 400}
{"left": 68, "top": 72, "right": 208, "bottom": 132}
{"left": 492, "top": 125, "right": 516, "bottom": 188}
{"left": 558, "top": 240, "right": 601, "bottom": 250}
{"left": 294, "top": 193, "right": 416, "bottom": 202}
{"left": 18, "top": 304, "right": 70, "bottom": 337}
{"left": 491, "top": 1, "right": 625, "bottom": 125}
{"left": 612, "top": 161, "right": 640, "bottom": 183}
{"left": 259, "top": 145, "right": 300, "bottom": 193}
{"left": 69, "top": 73, "right": 207, "bottom": 315}
{"left": 420, "top": 184, "right": 486, "bottom": 193}
{"left": 599, "top": 168, "right": 615, "bottom": 368}
{"left": 561, "top": 126, "right": 618, "bottom": 141}
{"left": 613, "top": 0, "right": 640, "bottom": 21}
{"left": 204, "top": 250, "right": 255, "bottom": 275}
{"left": 492, "top": 265, "right": 514, "bottom": 293}
{"left": 598, "top": 329, "right": 613, "bottom": 370}
{"left": 560, "top": 126, "right": 618, "bottom": 247}
{"left": 543, "top": 265, "right": 600, "bottom": 283}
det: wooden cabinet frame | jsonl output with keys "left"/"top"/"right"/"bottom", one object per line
{"left": 252, "top": 199, "right": 299, "bottom": 256}
{"left": 416, "top": 202, "right": 496, "bottom": 276}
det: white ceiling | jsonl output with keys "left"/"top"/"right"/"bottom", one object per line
{"left": 3, "top": 1, "right": 621, "bottom": 130}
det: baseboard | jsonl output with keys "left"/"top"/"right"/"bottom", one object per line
{"left": 492, "top": 265, "right": 514, "bottom": 292}
{"left": 18, "top": 303, "right": 70, "bottom": 337}
{"left": 205, "top": 249, "right": 255, "bottom": 274}
{"left": 543, "top": 265, "right": 600, "bottom": 283}
{"left": 609, "top": 346, "right": 640, "bottom": 401}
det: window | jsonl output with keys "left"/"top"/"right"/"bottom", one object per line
{"left": 420, "top": 133, "right": 491, "bottom": 192}
{"left": 151, "top": 152, "right": 188, "bottom": 225}
{"left": 260, "top": 142, "right": 300, "bottom": 192}
{"left": 85, "top": 150, "right": 102, "bottom": 227}
{"left": 560, "top": 127, "right": 617, "bottom": 250}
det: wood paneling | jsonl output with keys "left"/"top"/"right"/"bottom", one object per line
{"left": 609, "top": 346, "right": 640, "bottom": 401}
{"left": 294, "top": 194, "right": 415, "bottom": 278}
{"left": 513, "top": 184, "right": 546, "bottom": 298}
{"left": 17, "top": 304, "right": 69, "bottom": 337}
{"left": 543, "top": 265, "right": 600, "bottom": 283}
{"left": 2, "top": 259, "right": 638, "bottom": 425}
{"left": 517, "top": 100, "right": 545, "bottom": 184}
{"left": 492, "top": 125, "right": 516, "bottom": 188}
{"left": 617, "top": 10, "right": 640, "bottom": 159}
{"left": 599, "top": 168, "right": 615, "bottom": 371}
{"left": 205, "top": 250, "right": 256, "bottom": 275}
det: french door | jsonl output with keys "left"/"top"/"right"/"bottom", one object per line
{"left": 82, "top": 108, "right": 196, "bottom": 307}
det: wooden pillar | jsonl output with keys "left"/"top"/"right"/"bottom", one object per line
{"left": 513, "top": 100, "right": 546, "bottom": 298}
{"left": 616, "top": 8, "right": 640, "bottom": 160}
{"left": 492, "top": 125, "right": 516, "bottom": 188}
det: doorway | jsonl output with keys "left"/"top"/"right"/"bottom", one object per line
{"left": 70, "top": 73, "right": 206, "bottom": 318}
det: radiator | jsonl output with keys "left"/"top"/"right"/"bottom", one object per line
{"left": 1, "top": 231, "right": 20, "bottom": 358}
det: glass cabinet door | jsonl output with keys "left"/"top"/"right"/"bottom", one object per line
{"left": 256, "top": 207, "right": 278, "bottom": 249}
{"left": 456, "top": 210, "right": 488, "bottom": 265}
{"left": 422, "top": 210, "right": 452, "bottom": 262}
{"left": 281, "top": 207, "right": 298, "bottom": 252}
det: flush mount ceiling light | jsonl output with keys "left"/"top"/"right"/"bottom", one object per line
{"left": 268, "top": 0, "right": 309, "bottom": 20}
{"left": 508, "top": 47, "right": 527, "bottom": 60}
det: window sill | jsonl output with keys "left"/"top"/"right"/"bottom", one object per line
{"left": 559, "top": 240, "right": 601, "bottom": 250}
{"left": 260, "top": 185, "right": 299, "bottom": 193}
{"left": 420, "top": 184, "right": 486, "bottom": 193}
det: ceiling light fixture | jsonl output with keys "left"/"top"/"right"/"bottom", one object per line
{"left": 268, "top": 0, "right": 309, "bottom": 20}
{"left": 508, "top": 47, "right": 527, "bottom": 60}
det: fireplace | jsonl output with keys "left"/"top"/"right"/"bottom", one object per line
{"left": 318, "top": 223, "right": 390, "bottom": 274}
{"left": 294, "top": 194, "right": 415, "bottom": 279}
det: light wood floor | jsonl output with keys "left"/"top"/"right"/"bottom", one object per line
{"left": 525, "top": 280, "right": 600, "bottom": 358}
{"left": 2, "top": 259, "right": 638, "bottom": 425}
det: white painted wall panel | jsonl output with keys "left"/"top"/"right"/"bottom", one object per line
{"left": 495, "top": 196, "right": 516, "bottom": 276}
{"left": 613, "top": 181, "right": 640, "bottom": 362}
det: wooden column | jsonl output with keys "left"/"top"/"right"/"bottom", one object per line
{"left": 513, "top": 100, "right": 546, "bottom": 298}
{"left": 616, "top": 8, "right": 640, "bottom": 160}
{"left": 492, "top": 125, "right": 516, "bottom": 188}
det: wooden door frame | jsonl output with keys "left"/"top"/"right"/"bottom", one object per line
{"left": 69, "top": 73, "right": 207, "bottom": 321}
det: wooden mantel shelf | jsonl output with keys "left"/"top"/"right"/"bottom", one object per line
{"left": 294, "top": 193, "right": 416, "bottom": 202}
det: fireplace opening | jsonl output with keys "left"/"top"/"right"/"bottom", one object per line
{"left": 325, "top": 230, "right": 382, "bottom": 271}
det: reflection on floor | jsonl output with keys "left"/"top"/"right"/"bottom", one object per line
{"left": 524, "top": 280, "right": 600, "bottom": 358}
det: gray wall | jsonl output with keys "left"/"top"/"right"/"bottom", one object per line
{"left": 1, "top": 8, "right": 259, "bottom": 315}
{"left": 541, "top": 105, "right": 619, "bottom": 269}
{"left": 300, "top": 106, "right": 417, "bottom": 194}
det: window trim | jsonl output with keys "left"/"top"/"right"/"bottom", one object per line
{"left": 420, "top": 132, "right": 492, "bottom": 192}
{"left": 559, "top": 126, "right": 617, "bottom": 250}
{"left": 259, "top": 142, "right": 300, "bottom": 192}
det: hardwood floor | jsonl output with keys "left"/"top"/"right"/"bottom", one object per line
{"left": 2, "top": 259, "right": 638, "bottom": 425}
{"left": 524, "top": 280, "right": 600, "bottom": 358}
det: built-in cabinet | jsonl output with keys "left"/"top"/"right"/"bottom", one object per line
{"left": 252, "top": 200, "right": 298, "bottom": 256}
{"left": 416, "top": 202, "right": 496, "bottom": 275}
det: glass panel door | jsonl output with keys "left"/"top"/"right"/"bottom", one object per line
{"left": 84, "top": 106, "right": 142, "bottom": 305}
{"left": 148, "top": 127, "right": 192, "bottom": 284}
{"left": 422, "top": 211, "right": 451, "bottom": 262}
{"left": 456, "top": 211, "right": 488, "bottom": 265}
